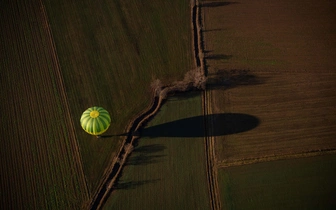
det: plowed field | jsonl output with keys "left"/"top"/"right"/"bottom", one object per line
{"left": 202, "top": 0, "right": 336, "bottom": 208}
{"left": 0, "top": 0, "right": 88, "bottom": 208}
{"left": 202, "top": 0, "right": 336, "bottom": 163}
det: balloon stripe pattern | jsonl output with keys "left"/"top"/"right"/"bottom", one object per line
{"left": 80, "top": 106, "right": 111, "bottom": 135}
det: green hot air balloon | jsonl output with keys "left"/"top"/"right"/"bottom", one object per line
{"left": 80, "top": 106, "right": 111, "bottom": 137}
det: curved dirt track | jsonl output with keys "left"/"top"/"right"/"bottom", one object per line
{"left": 88, "top": 95, "right": 160, "bottom": 210}
{"left": 87, "top": 1, "right": 219, "bottom": 209}
{"left": 88, "top": 79, "right": 206, "bottom": 209}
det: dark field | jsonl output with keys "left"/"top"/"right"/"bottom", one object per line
{"left": 2, "top": 0, "right": 335, "bottom": 208}
{"left": 43, "top": 0, "right": 193, "bottom": 193}
{"left": 0, "top": 0, "right": 88, "bottom": 208}
{"left": 218, "top": 154, "right": 336, "bottom": 210}
{"left": 1, "top": 0, "right": 193, "bottom": 208}
{"left": 103, "top": 93, "right": 210, "bottom": 210}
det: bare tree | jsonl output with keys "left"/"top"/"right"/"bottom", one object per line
{"left": 150, "top": 79, "right": 163, "bottom": 97}
{"left": 183, "top": 68, "right": 206, "bottom": 90}
{"left": 124, "top": 143, "right": 134, "bottom": 154}
{"left": 151, "top": 68, "right": 206, "bottom": 99}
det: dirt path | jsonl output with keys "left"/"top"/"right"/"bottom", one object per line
{"left": 203, "top": 90, "right": 221, "bottom": 210}
{"left": 38, "top": 0, "right": 89, "bottom": 200}
{"left": 193, "top": 0, "right": 221, "bottom": 209}
{"left": 217, "top": 148, "right": 336, "bottom": 168}
{"left": 88, "top": 94, "right": 160, "bottom": 209}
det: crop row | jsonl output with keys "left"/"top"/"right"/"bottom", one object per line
{"left": 0, "top": 0, "right": 88, "bottom": 208}
{"left": 202, "top": 0, "right": 336, "bottom": 209}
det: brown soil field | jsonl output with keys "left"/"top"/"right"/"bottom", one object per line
{"left": 0, "top": 0, "right": 88, "bottom": 208}
{"left": 202, "top": 0, "right": 336, "bottom": 163}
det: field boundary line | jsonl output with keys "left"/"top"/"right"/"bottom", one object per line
{"left": 203, "top": 90, "right": 221, "bottom": 210}
{"left": 194, "top": 0, "right": 221, "bottom": 209}
{"left": 38, "top": 0, "right": 89, "bottom": 200}
{"left": 217, "top": 148, "right": 336, "bottom": 168}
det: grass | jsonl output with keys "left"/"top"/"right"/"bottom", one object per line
{"left": 218, "top": 154, "right": 336, "bottom": 210}
{"left": 0, "top": 0, "right": 88, "bottom": 208}
{"left": 103, "top": 92, "right": 210, "bottom": 210}
{"left": 42, "top": 0, "right": 194, "bottom": 194}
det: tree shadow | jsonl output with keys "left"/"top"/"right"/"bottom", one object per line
{"left": 113, "top": 179, "right": 159, "bottom": 190}
{"left": 126, "top": 144, "right": 166, "bottom": 166}
{"left": 201, "top": 1, "right": 239, "bottom": 8}
{"left": 207, "top": 69, "right": 266, "bottom": 90}
{"left": 202, "top": 28, "right": 224, "bottom": 32}
{"left": 111, "top": 144, "right": 165, "bottom": 193}
{"left": 165, "top": 91, "right": 201, "bottom": 101}
{"left": 140, "top": 113, "right": 259, "bottom": 138}
{"left": 205, "top": 54, "right": 233, "bottom": 60}
{"left": 126, "top": 154, "right": 165, "bottom": 166}
{"left": 204, "top": 50, "right": 213, "bottom": 53}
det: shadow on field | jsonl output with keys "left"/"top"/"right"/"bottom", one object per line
{"left": 140, "top": 113, "right": 259, "bottom": 138}
{"left": 114, "top": 179, "right": 159, "bottom": 190}
{"left": 205, "top": 54, "right": 233, "bottom": 60}
{"left": 201, "top": 1, "right": 239, "bottom": 8}
{"left": 111, "top": 144, "right": 164, "bottom": 192}
{"left": 125, "top": 144, "right": 166, "bottom": 166}
{"left": 165, "top": 90, "right": 201, "bottom": 101}
{"left": 207, "top": 69, "right": 266, "bottom": 90}
{"left": 202, "top": 28, "right": 224, "bottom": 32}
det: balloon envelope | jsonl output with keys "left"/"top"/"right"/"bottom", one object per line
{"left": 80, "top": 106, "right": 111, "bottom": 135}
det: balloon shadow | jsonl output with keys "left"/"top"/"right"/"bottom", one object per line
{"left": 140, "top": 113, "right": 259, "bottom": 138}
{"left": 125, "top": 144, "right": 166, "bottom": 166}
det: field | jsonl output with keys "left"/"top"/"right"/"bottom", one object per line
{"left": 103, "top": 93, "right": 210, "bottom": 210}
{"left": 3, "top": 0, "right": 335, "bottom": 208}
{"left": 1, "top": 0, "right": 194, "bottom": 208}
{"left": 202, "top": 0, "right": 336, "bottom": 163}
{"left": 43, "top": 0, "right": 193, "bottom": 193}
{"left": 0, "top": 0, "right": 88, "bottom": 208}
{"left": 201, "top": 0, "right": 336, "bottom": 208}
{"left": 218, "top": 154, "right": 336, "bottom": 210}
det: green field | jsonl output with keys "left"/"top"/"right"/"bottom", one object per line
{"left": 103, "top": 93, "right": 210, "bottom": 210}
{"left": 1, "top": 0, "right": 194, "bottom": 208}
{"left": 219, "top": 154, "right": 336, "bottom": 210}
{"left": 43, "top": 0, "right": 193, "bottom": 193}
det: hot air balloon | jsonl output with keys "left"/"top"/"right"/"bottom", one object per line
{"left": 80, "top": 106, "right": 111, "bottom": 137}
